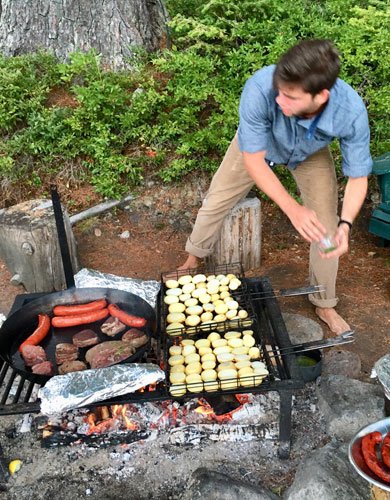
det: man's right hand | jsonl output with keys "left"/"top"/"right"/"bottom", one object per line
{"left": 286, "top": 203, "right": 327, "bottom": 243}
{"left": 242, "top": 151, "right": 327, "bottom": 244}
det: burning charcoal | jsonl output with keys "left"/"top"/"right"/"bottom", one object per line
{"left": 55, "top": 343, "right": 78, "bottom": 365}
{"left": 20, "top": 345, "right": 47, "bottom": 367}
{"left": 58, "top": 360, "right": 88, "bottom": 375}
{"left": 72, "top": 329, "right": 99, "bottom": 348}
{"left": 101, "top": 316, "right": 126, "bottom": 336}
{"left": 31, "top": 361, "right": 54, "bottom": 376}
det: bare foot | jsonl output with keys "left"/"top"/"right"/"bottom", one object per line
{"left": 177, "top": 254, "right": 200, "bottom": 271}
{"left": 315, "top": 307, "right": 350, "bottom": 335}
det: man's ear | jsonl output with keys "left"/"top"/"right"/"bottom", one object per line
{"left": 315, "top": 89, "right": 330, "bottom": 105}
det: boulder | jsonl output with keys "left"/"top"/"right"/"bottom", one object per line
{"left": 322, "top": 350, "right": 361, "bottom": 379}
{"left": 316, "top": 375, "right": 385, "bottom": 441}
{"left": 180, "top": 468, "right": 279, "bottom": 500}
{"left": 284, "top": 441, "right": 371, "bottom": 500}
{"left": 282, "top": 313, "right": 323, "bottom": 344}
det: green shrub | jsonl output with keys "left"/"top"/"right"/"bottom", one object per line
{"left": 0, "top": 1, "right": 388, "bottom": 199}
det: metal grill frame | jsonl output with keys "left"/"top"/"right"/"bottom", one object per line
{"left": 0, "top": 276, "right": 305, "bottom": 459}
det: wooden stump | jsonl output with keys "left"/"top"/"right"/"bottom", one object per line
{"left": 0, "top": 199, "right": 79, "bottom": 292}
{"left": 206, "top": 196, "right": 261, "bottom": 271}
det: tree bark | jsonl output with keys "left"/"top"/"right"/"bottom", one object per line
{"left": 206, "top": 197, "right": 262, "bottom": 271}
{"left": 0, "top": 199, "right": 79, "bottom": 292}
{"left": 0, "top": 0, "right": 167, "bottom": 69}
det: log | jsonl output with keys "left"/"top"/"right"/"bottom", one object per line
{"left": 69, "top": 193, "right": 134, "bottom": 225}
{"left": 206, "top": 197, "right": 261, "bottom": 271}
{"left": 0, "top": 199, "right": 79, "bottom": 292}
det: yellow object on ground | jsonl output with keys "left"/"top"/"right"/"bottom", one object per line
{"left": 9, "top": 459, "right": 22, "bottom": 474}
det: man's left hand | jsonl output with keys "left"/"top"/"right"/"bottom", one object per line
{"left": 320, "top": 224, "right": 350, "bottom": 259}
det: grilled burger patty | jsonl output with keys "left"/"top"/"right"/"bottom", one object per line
{"left": 73, "top": 329, "right": 99, "bottom": 348}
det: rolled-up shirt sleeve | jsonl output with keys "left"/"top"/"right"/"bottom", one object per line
{"left": 238, "top": 78, "right": 270, "bottom": 153}
{"left": 340, "top": 108, "right": 373, "bottom": 177}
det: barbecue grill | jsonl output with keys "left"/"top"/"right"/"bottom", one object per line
{"left": 0, "top": 186, "right": 308, "bottom": 459}
{"left": 0, "top": 273, "right": 305, "bottom": 459}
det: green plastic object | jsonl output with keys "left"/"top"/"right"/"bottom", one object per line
{"left": 369, "top": 151, "right": 390, "bottom": 243}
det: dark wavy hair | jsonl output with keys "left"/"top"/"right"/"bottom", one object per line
{"left": 273, "top": 39, "right": 340, "bottom": 96}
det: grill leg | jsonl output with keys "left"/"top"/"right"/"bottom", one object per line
{"left": 278, "top": 390, "right": 293, "bottom": 459}
{"left": 0, "top": 443, "right": 9, "bottom": 491}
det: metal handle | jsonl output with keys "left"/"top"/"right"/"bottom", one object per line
{"left": 268, "top": 330, "right": 355, "bottom": 358}
{"left": 50, "top": 185, "right": 75, "bottom": 289}
{"left": 250, "top": 285, "right": 325, "bottom": 301}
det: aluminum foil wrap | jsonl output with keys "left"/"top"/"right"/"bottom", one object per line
{"left": 375, "top": 354, "right": 390, "bottom": 400}
{"left": 39, "top": 364, "right": 165, "bottom": 415}
{"left": 74, "top": 268, "right": 160, "bottom": 308}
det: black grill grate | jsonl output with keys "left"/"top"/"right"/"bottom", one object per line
{"left": 0, "top": 277, "right": 304, "bottom": 458}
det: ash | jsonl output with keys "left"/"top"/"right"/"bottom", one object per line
{"left": 0, "top": 385, "right": 328, "bottom": 500}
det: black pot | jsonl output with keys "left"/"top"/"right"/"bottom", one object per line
{"left": 295, "top": 349, "right": 322, "bottom": 382}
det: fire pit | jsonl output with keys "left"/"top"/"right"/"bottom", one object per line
{"left": 0, "top": 270, "right": 305, "bottom": 459}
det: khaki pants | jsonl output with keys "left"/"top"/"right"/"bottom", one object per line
{"left": 185, "top": 135, "right": 339, "bottom": 308}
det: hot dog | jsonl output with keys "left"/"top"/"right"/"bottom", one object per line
{"left": 382, "top": 432, "right": 390, "bottom": 469}
{"left": 53, "top": 299, "right": 107, "bottom": 317}
{"left": 361, "top": 432, "right": 390, "bottom": 483}
{"left": 52, "top": 308, "right": 109, "bottom": 328}
{"left": 19, "top": 314, "right": 51, "bottom": 352}
{"left": 108, "top": 304, "right": 147, "bottom": 328}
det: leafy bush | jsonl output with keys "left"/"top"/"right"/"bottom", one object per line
{"left": 0, "top": 0, "right": 388, "bottom": 200}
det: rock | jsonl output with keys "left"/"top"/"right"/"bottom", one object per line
{"left": 282, "top": 313, "right": 324, "bottom": 344}
{"left": 375, "top": 354, "right": 390, "bottom": 400}
{"left": 316, "top": 375, "right": 385, "bottom": 441}
{"left": 322, "top": 350, "right": 361, "bottom": 378}
{"left": 120, "top": 230, "right": 130, "bottom": 239}
{"left": 284, "top": 441, "right": 371, "bottom": 500}
{"left": 142, "top": 198, "right": 153, "bottom": 208}
{"left": 180, "top": 468, "right": 279, "bottom": 500}
{"left": 128, "top": 213, "right": 140, "bottom": 224}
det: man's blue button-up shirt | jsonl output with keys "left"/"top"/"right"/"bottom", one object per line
{"left": 238, "top": 65, "right": 372, "bottom": 177}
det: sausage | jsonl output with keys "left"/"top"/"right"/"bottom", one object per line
{"left": 53, "top": 299, "right": 107, "bottom": 317}
{"left": 107, "top": 304, "right": 147, "bottom": 328}
{"left": 52, "top": 308, "right": 109, "bottom": 328}
{"left": 382, "top": 432, "right": 390, "bottom": 469}
{"left": 19, "top": 314, "right": 51, "bottom": 352}
{"left": 361, "top": 432, "right": 390, "bottom": 483}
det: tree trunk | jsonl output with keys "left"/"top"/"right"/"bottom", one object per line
{"left": 206, "top": 197, "right": 262, "bottom": 272}
{"left": 0, "top": 0, "right": 167, "bottom": 69}
{"left": 0, "top": 199, "right": 79, "bottom": 292}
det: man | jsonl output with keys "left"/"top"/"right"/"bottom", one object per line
{"left": 178, "top": 39, "right": 372, "bottom": 335}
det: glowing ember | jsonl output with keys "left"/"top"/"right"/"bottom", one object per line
{"left": 84, "top": 405, "right": 139, "bottom": 434}
{"left": 194, "top": 397, "right": 244, "bottom": 423}
{"left": 194, "top": 405, "right": 214, "bottom": 416}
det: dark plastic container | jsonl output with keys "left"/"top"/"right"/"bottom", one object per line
{"left": 295, "top": 349, "right": 322, "bottom": 382}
